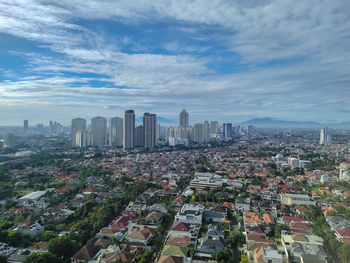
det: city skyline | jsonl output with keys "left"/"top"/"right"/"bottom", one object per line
{"left": 0, "top": 1, "right": 350, "bottom": 125}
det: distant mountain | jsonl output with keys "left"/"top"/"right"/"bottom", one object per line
{"left": 242, "top": 117, "right": 320, "bottom": 127}
{"left": 135, "top": 116, "right": 176, "bottom": 125}
{"left": 241, "top": 117, "right": 350, "bottom": 128}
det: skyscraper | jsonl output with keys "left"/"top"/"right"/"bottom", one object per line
{"left": 109, "top": 117, "right": 123, "bottom": 147}
{"left": 166, "top": 127, "right": 176, "bottom": 143}
{"left": 210, "top": 121, "right": 219, "bottom": 135}
{"left": 179, "top": 109, "right": 189, "bottom": 128}
{"left": 76, "top": 130, "right": 93, "bottom": 147}
{"left": 135, "top": 125, "right": 144, "bottom": 147}
{"left": 91, "top": 116, "right": 107, "bottom": 146}
{"left": 123, "top": 110, "right": 135, "bottom": 149}
{"left": 143, "top": 112, "right": 157, "bottom": 148}
{"left": 23, "top": 120, "right": 29, "bottom": 130}
{"left": 203, "top": 120, "right": 210, "bottom": 143}
{"left": 223, "top": 123, "right": 232, "bottom": 138}
{"left": 71, "top": 118, "right": 86, "bottom": 146}
{"left": 194, "top": 123, "right": 204, "bottom": 143}
{"left": 320, "top": 128, "right": 332, "bottom": 146}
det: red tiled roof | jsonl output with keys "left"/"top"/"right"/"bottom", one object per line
{"left": 172, "top": 222, "right": 190, "bottom": 232}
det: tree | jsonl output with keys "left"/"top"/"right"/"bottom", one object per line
{"left": 47, "top": 236, "right": 77, "bottom": 260}
{"left": 339, "top": 244, "right": 350, "bottom": 263}
{"left": 213, "top": 249, "right": 234, "bottom": 263}
{"left": 0, "top": 254, "right": 7, "bottom": 263}
{"left": 274, "top": 224, "right": 289, "bottom": 239}
{"left": 240, "top": 254, "right": 248, "bottom": 263}
{"left": 24, "top": 252, "right": 57, "bottom": 263}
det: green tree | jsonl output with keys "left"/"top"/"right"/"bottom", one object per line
{"left": 213, "top": 249, "right": 234, "bottom": 263}
{"left": 47, "top": 236, "right": 77, "bottom": 260}
{"left": 339, "top": 244, "right": 350, "bottom": 263}
{"left": 240, "top": 254, "right": 248, "bottom": 263}
{"left": 274, "top": 224, "right": 289, "bottom": 239}
{"left": 24, "top": 252, "right": 57, "bottom": 263}
{"left": 0, "top": 254, "right": 7, "bottom": 263}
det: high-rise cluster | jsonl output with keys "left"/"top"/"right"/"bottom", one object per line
{"left": 320, "top": 128, "right": 332, "bottom": 146}
{"left": 71, "top": 110, "right": 158, "bottom": 149}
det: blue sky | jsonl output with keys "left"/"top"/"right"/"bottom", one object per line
{"left": 0, "top": 0, "right": 350, "bottom": 125}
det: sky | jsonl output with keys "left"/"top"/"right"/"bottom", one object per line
{"left": 0, "top": 0, "right": 350, "bottom": 126}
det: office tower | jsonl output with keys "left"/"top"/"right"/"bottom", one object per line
{"left": 135, "top": 125, "right": 144, "bottom": 147}
{"left": 123, "top": 110, "right": 135, "bottom": 149}
{"left": 91, "top": 116, "right": 107, "bottom": 146}
{"left": 223, "top": 123, "right": 232, "bottom": 138}
{"left": 210, "top": 121, "right": 219, "bottom": 135}
{"left": 3, "top": 133, "right": 16, "bottom": 148}
{"left": 143, "top": 112, "right": 157, "bottom": 148}
{"left": 156, "top": 123, "right": 160, "bottom": 146}
{"left": 23, "top": 120, "right": 29, "bottom": 130}
{"left": 179, "top": 109, "right": 189, "bottom": 128}
{"left": 203, "top": 120, "right": 210, "bottom": 143}
{"left": 76, "top": 130, "right": 93, "bottom": 147}
{"left": 71, "top": 118, "right": 86, "bottom": 146}
{"left": 166, "top": 127, "right": 176, "bottom": 143}
{"left": 186, "top": 126, "right": 194, "bottom": 141}
{"left": 36, "top": 124, "right": 44, "bottom": 132}
{"left": 320, "top": 128, "right": 332, "bottom": 146}
{"left": 246, "top": 125, "right": 256, "bottom": 135}
{"left": 194, "top": 123, "right": 204, "bottom": 143}
{"left": 109, "top": 117, "right": 123, "bottom": 147}
{"left": 175, "top": 126, "right": 186, "bottom": 139}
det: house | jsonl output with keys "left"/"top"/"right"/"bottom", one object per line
{"left": 125, "top": 201, "right": 147, "bottom": 215}
{"left": 27, "top": 241, "right": 48, "bottom": 253}
{"left": 175, "top": 204, "right": 203, "bottom": 225}
{"left": 280, "top": 194, "right": 316, "bottom": 206}
{"left": 71, "top": 238, "right": 108, "bottom": 263}
{"left": 289, "top": 222, "right": 313, "bottom": 234}
{"left": 145, "top": 211, "right": 164, "bottom": 225}
{"left": 243, "top": 212, "right": 262, "bottom": 226}
{"left": 262, "top": 213, "right": 274, "bottom": 225}
{"left": 254, "top": 246, "right": 283, "bottom": 263}
{"left": 161, "top": 245, "right": 188, "bottom": 258}
{"left": 158, "top": 255, "right": 184, "bottom": 263}
{"left": 235, "top": 198, "right": 251, "bottom": 212}
{"left": 166, "top": 236, "right": 191, "bottom": 247}
{"left": 125, "top": 226, "right": 155, "bottom": 247}
{"left": 202, "top": 209, "right": 225, "bottom": 223}
{"left": 148, "top": 204, "right": 168, "bottom": 213}
{"left": 196, "top": 224, "right": 225, "bottom": 255}
{"left": 295, "top": 206, "right": 309, "bottom": 215}
{"left": 15, "top": 221, "right": 44, "bottom": 237}
{"left": 110, "top": 215, "right": 130, "bottom": 231}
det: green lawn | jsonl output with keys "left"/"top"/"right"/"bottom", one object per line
{"left": 13, "top": 189, "right": 34, "bottom": 197}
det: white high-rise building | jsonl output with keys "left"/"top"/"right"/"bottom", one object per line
{"left": 76, "top": 130, "right": 93, "bottom": 147}
{"left": 186, "top": 126, "right": 194, "bottom": 141}
{"left": 109, "top": 117, "right": 123, "bottom": 147}
{"left": 143, "top": 112, "right": 157, "bottom": 148}
{"left": 71, "top": 118, "right": 86, "bottom": 146}
{"left": 194, "top": 123, "right": 204, "bottom": 144}
{"left": 135, "top": 125, "right": 144, "bottom": 147}
{"left": 123, "top": 110, "right": 135, "bottom": 149}
{"left": 166, "top": 127, "right": 176, "bottom": 143}
{"left": 3, "top": 133, "right": 16, "bottom": 148}
{"left": 91, "top": 117, "right": 107, "bottom": 146}
{"left": 179, "top": 109, "right": 189, "bottom": 128}
{"left": 320, "top": 128, "right": 332, "bottom": 146}
{"left": 210, "top": 121, "right": 219, "bottom": 135}
{"left": 175, "top": 126, "right": 187, "bottom": 139}
{"left": 203, "top": 120, "right": 210, "bottom": 143}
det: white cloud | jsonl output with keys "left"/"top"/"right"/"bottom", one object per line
{"left": 0, "top": 0, "right": 349, "bottom": 124}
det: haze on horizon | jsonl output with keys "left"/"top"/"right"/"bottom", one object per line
{"left": 0, "top": 0, "right": 349, "bottom": 126}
